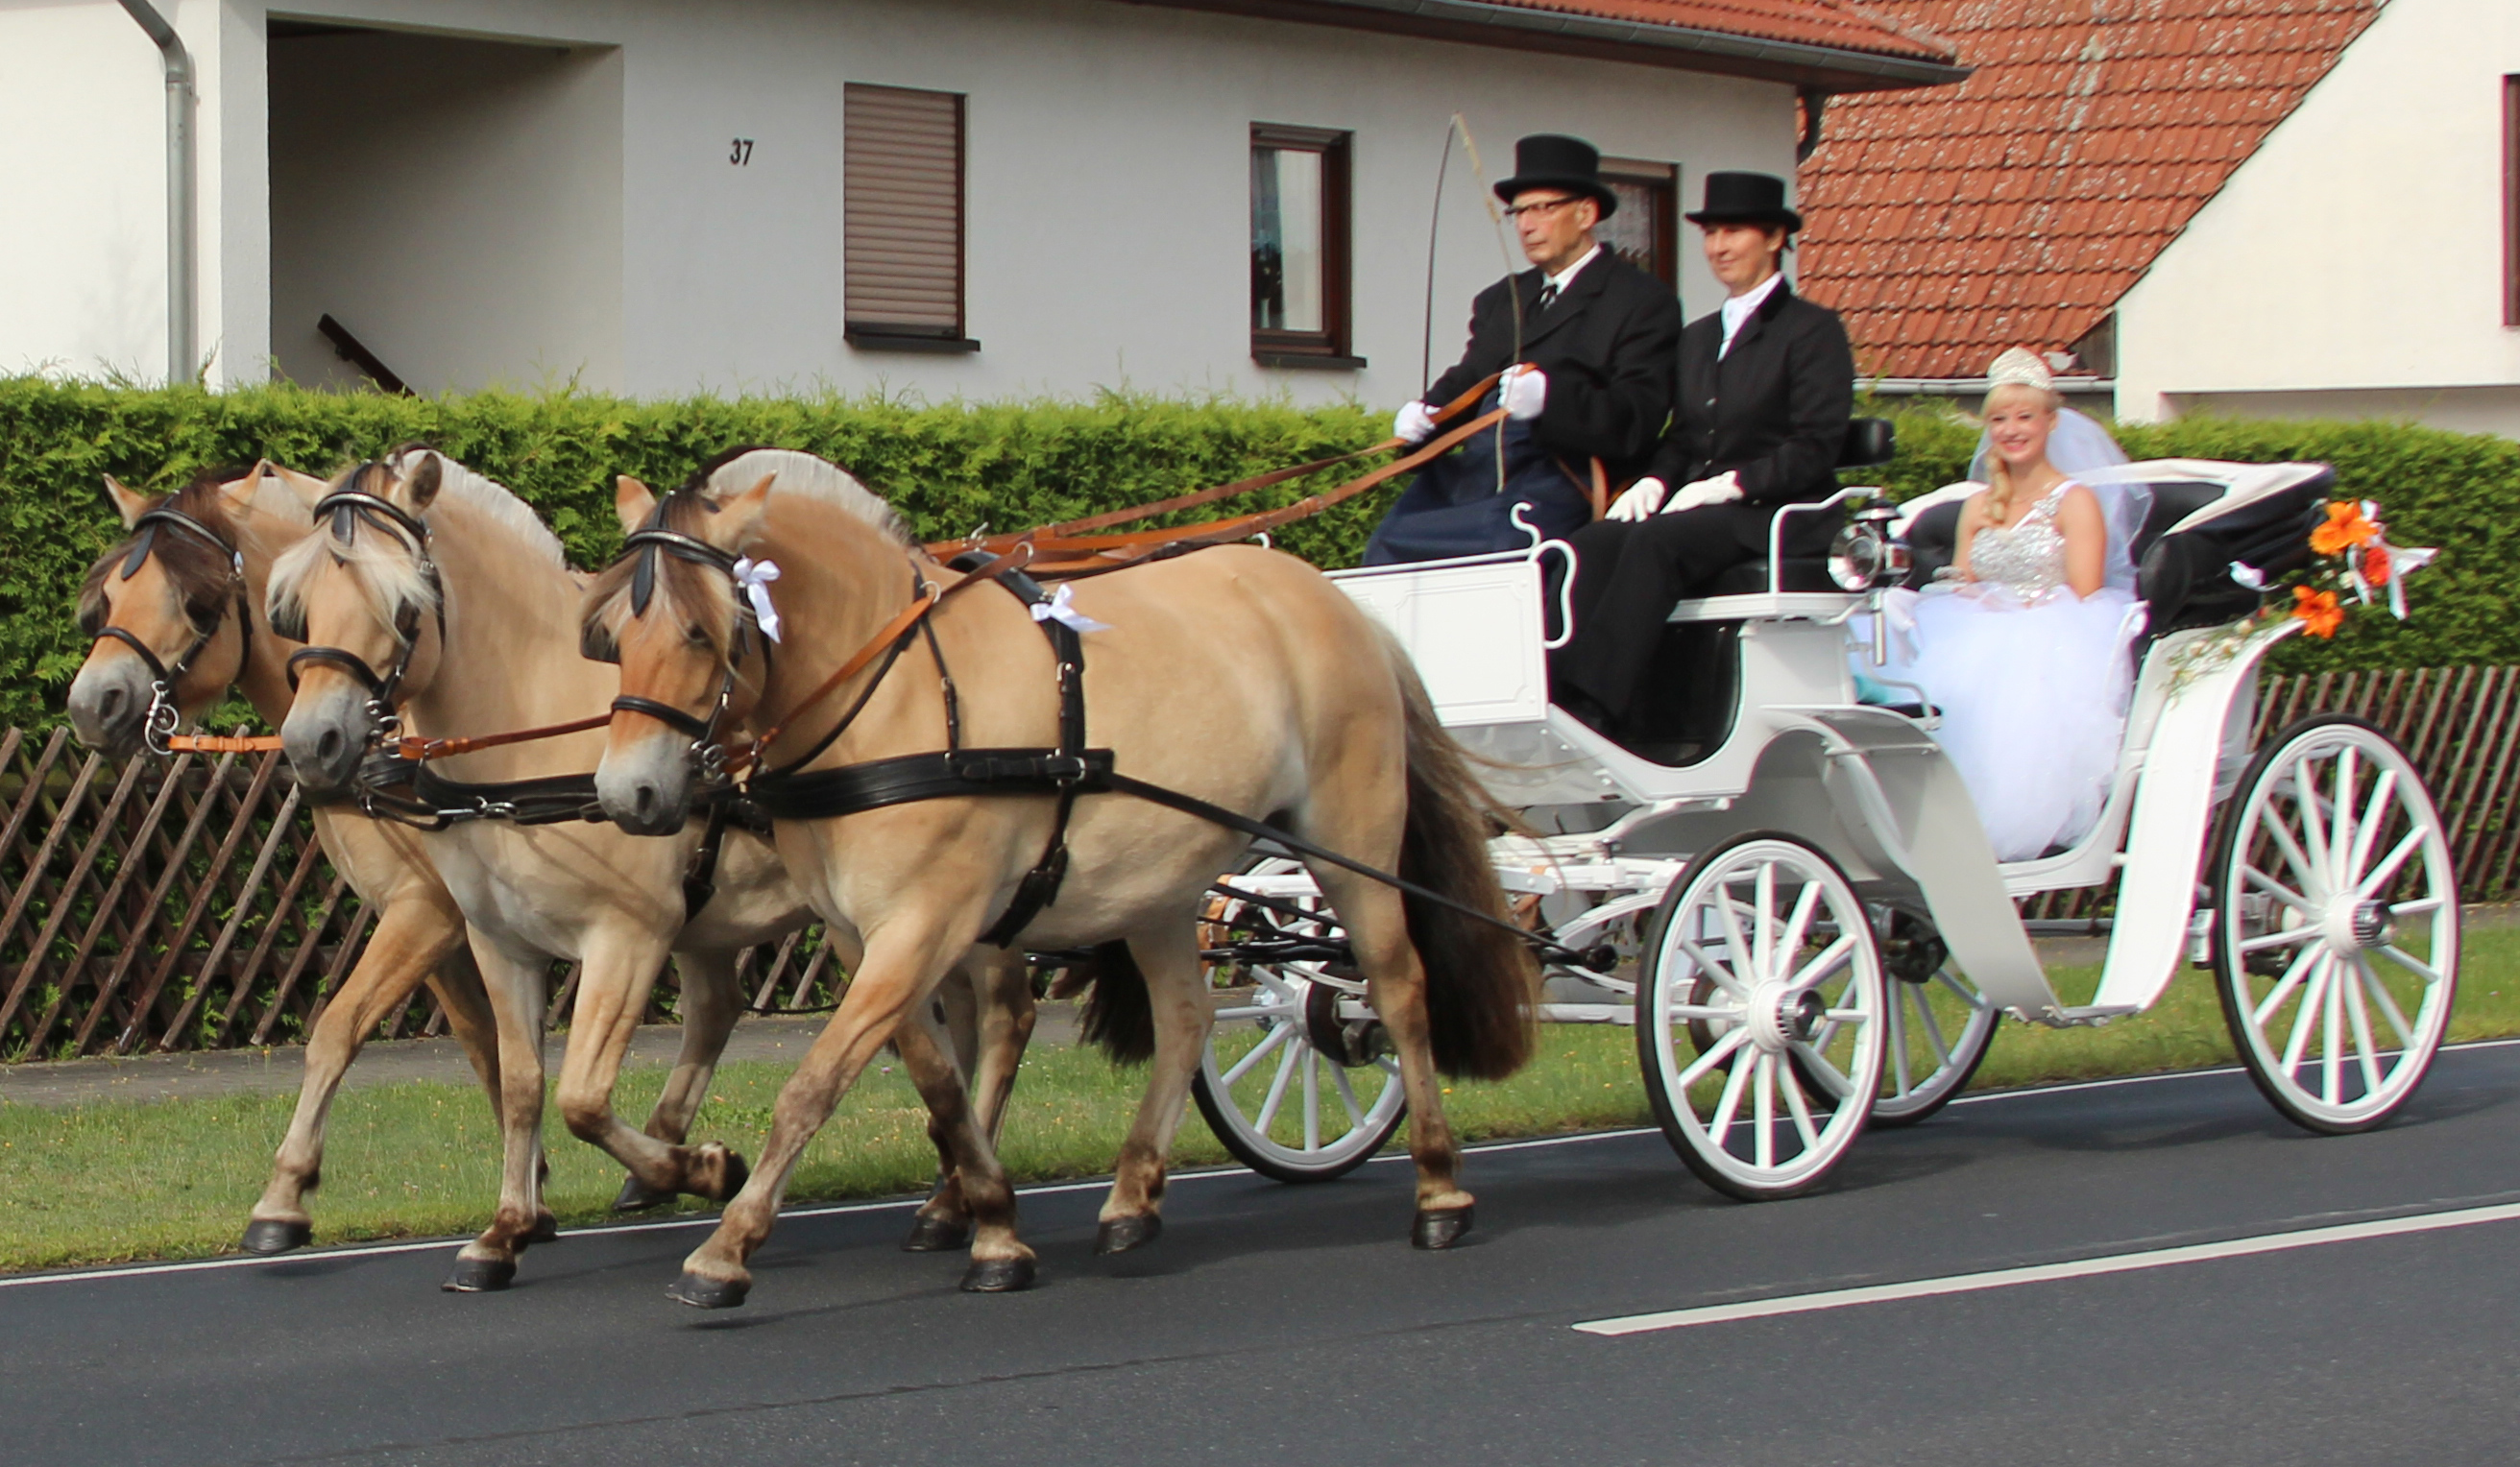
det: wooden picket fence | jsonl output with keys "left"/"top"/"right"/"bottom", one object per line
{"left": 7, "top": 663, "right": 2520, "bottom": 1063}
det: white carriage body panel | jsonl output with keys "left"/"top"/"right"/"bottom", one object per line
{"left": 1329, "top": 554, "right": 1550, "bottom": 728}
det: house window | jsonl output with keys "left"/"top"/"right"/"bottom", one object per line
{"left": 845, "top": 84, "right": 975, "bottom": 352}
{"left": 1251, "top": 125, "right": 1358, "bottom": 369}
{"left": 1599, "top": 157, "right": 1678, "bottom": 291}
{"left": 2506, "top": 76, "right": 2519, "bottom": 327}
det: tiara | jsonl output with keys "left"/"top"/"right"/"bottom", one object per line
{"left": 1987, "top": 346, "right": 2054, "bottom": 393}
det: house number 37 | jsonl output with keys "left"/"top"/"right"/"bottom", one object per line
{"left": 730, "top": 138, "right": 755, "bottom": 166}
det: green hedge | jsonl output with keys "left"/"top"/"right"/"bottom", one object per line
{"left": 4, "top": 376, "right": 2515, "bottom": 729}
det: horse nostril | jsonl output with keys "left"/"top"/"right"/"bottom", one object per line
{"left": 633, "top": 783, "right": 658, "bottom": 822}
{"left": 316, "top": 728, "right": 344, "bottom": 769}
{"left": 99, "top": 686, "right": 127, "bottom": 724}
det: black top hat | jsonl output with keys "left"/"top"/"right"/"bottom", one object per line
{"left": 1493, "top": 134, "right": 1618, "bottom": 220}
{"left": 1686, "top": 171, "right": 1802, "bottom": 232}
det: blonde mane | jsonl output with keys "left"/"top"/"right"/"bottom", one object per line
{"left": 706, "top": 449, "right": 909, "bottom": 546}
{"left": 267, "top": 450, "right": 566, "bottom": 645}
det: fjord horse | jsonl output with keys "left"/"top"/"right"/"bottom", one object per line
{"left": 64, "top": 464, "right": 529, "bottom": 1254}
{"left": 269, "top": 449, "right": 1033, "bottom": 1288}
{"left": 583, "top": 449, "right": 1536, "bottom": 1308}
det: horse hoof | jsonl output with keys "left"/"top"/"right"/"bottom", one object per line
{"left": 1095, "top": 1214, "right": 1163, "bottom": 1256}
{"left": 959, "top": 1257, "right": 1038, "bottom": 1293}
{"left": 523, "top": 1213, "right": 562, "bottom": 1244}
{"left": 240, "top": 1218, "right": 312, "bottom": 1256}
{"left": 1413, "top": 1205, "right": 1474, "bottom": 1250}
{"left": 441, "top": 1256, "right": 518, "bottom": 1292}
{"left": 901, "top": 1214, "right": 974, "bottom": 1253}
{"left": 699, "top": 1144, "right": 752, "bottom": 1203}
{"left": 666, "top": 1271, "right": 750, "bottom": 1310}
{"left": 614, "top": 1174, "right": 674, "bottom": 1212}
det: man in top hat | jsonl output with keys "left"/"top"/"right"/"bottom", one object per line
{"left": 1362, "top": 134, "right": 1683, "bottom": 565}
{"left": 1548, "top": 170, "right": 1855, "bottom": 739}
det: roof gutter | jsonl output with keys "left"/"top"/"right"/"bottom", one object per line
{"left": 1126, "top": 0, "right": 1971, "bottom": 89}
{"left": 115, "top": 0, "right": 195, "bottom": 385}
{"left": 1864, "top": 376, "right": 2117, "bottom": 397}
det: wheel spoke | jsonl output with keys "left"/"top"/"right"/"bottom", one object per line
{"left": 2243, "top": 864, "right": 2318, "bottom": 917}
{"left": 1886, "top": 991, "right": 1912, "bottom": 1096}
{"left": 1664, "top": 1003, "right": 1744, "bottom": 1022}
{"left": 1780, "top": 1055, "right": 1822, "bottom": 1150}
{"left": 2328, "top": 747, "right": 2359, "bottom": 892}
{"left": 2251, "top": 944, "right": 2322, "bottom": 1027}
{"left": 2375, "top": 943, "right": 2446, "bottom": 986}
{"left": 1753, "top": 865, "right": 1779, "bottom": 986}
{"left": 2355, "top": 954, "right": 2415, "bottom": 1048}
{"left": 2280, "top": 957, "right": 2332, "bottom": 1075}
{"left": 1254, "top": 1039, "right": 1302, "bottom": 1135}
{"left": 1788, "top": 1041, "right": 1855, "bottom": 1099}
{"left": 1784, "top": 933, "right": 1857, "bottom": 994}
{"left": 1329, "top": 1062, "right": 1366, "bottom": 1129}
{"left": 1911, "top": 983, "right": 1954, "bottom": 1065}
{"left": 2341, "top": 956, "right": 2385, "bottom": 1095}
{"left": 1933, "top": 970, "right": 1985, "bottom": 1008}
{"left": 1777, "top": 878, "right": 1824, "bottom": 972}
{"left": 1221, "top": 1020, "right": 1294, "bottom": 1086}
{"left": 1212, "top": 1004, "right": 1286, "bottom": 1022}
{"left": 1674, "top": 935, "right": 1753, "bottom": 998}
{"left": 2236, "top": 925, "right": 2316, "bottom": 955}
{"left": 1678, "top": 1025, "right": 1751, "bottom": 1091}
{"left": 2258, "top": 794, "right": 2324, "bottom": 899}
{"left": 1708, "top": 1043, "right": 1757, "bottom": 1149}
{"left": 2356, "top": 826, "right": 2432, "bottom": 901}
{"left": 2292, "top": 761, "right": 2331, "bottom": 884}
{"left": 1302, "top": 1048, "right": 1321, "bottom": 1152}
{"left": 2322, "top": 948, "right": 2345, "bottom": 1104}
{"left": 1753, "top": 1054, "right": 1777, "bottom": 1170}
{"left": 2344, "top": 769, "right": 2397, "bottom": 883}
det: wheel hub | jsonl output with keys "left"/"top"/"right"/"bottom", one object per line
{"left": 1743, "top": 983, "right": 1824, "bottom": 1054}
{"left": 2321, "top": 896, "right": 2394, "bottom": 953}
{"left": 1302, "top": 977, "right": 1385, "bottom": 1067}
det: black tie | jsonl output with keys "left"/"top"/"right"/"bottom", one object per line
{"left": 1536, "top": 282, "right": 1558, "bottom": 311}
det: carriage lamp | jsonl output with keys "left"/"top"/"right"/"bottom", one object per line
{"left": 1828, "top": 497, "right": 1907, "bottom": 592}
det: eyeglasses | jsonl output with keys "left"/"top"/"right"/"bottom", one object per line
{"left": 1503, "top": 196, "right": 1585, "bottom": 220}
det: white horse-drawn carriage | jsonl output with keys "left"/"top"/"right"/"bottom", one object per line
{"left": 1193, "top": 455, "right": 2460, "bottom": 1199}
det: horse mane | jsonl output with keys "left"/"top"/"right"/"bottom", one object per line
{"left": 388, "top": 445, "right": 569, "bottom": 565}
{"left": 77, "top": 466, "right": 262, "bottom": 635}
{"left": 582, "top": 447, "right": 903, "bottom": 660}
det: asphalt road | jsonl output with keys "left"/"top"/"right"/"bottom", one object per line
{"left": 7, "top": 1045, "right": 2520, "bottom": 1467}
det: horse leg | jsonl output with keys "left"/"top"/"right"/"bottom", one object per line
{"left": 556, "top": 933, "right": 747, "bottom": 1205}
{"left": 672, "top": 916, "right": 1029, "bottom": 1308}
{"left": 428, "top": 945, "right": 556, "bottom": 1242}
{"left": 445, "top": 936, "right": 554, "bottom": 1292}
{"left": 1311, "top": 866, "right": 1474, "bottom": 1244}
{"left": 1094, "top": 925, "right": 1212, "bottom": 1255}
{"left": 889, "top": 1008, "right": 1027, "bottom": 1285}
{"left": 903, "top": 964, "right": 981, "bottom": 1252}
{"left": 902, "top": 950, "right": 1038, "bottom": 1251}
{"left": 613, "top": 949, "right": 750, "bottom": 1213}
{"left": 244, "top": 898, "right": 465, "bottom": 1255}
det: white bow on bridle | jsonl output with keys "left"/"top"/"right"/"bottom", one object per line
{"left": 732, "top": 557, "right": 783, "bottom": 643}
{"left": 1030, "top": 583, "right": 1112, "bottom": 635}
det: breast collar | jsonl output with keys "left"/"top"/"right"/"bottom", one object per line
{"left": 87, "top": 504, "right": 254, "bottom": 756}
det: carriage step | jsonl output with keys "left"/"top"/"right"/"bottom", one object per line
{"left": 2050, "top": 1004, "right": 2142, "bottom": 1026}
{"left": 1538, "top": 1001, "right": 1635, "bottom": 1025}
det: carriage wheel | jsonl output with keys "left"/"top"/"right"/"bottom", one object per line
{"left": 1867, "top": 910, "right": 1998, "bottom": 1127}
{"left": 1192, "top": 859, "right": 1408, "bottom": 1183}
{"left": 1637, "top": 832, "right": 1888, "bottom": 1200}
{"left": 2210, "top": 715, "right": 2459, "bottom": 1134}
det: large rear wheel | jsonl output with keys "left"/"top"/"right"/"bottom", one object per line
{"left": 1868, "top": 909, "right": 1998, "bottom": 1127}
{"left": 1637, "top": 832, "right": 1887, "bottom": 1200}
{"left": 2209, "top": 715, "right": 2459, "bottom": 1133}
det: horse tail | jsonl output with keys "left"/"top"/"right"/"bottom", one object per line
{"left": 1382, "top": 629, "right": 1539, "bottom": 1081}
{"left": 1071, "top": 940, "right": 1155, "bottom": 1065}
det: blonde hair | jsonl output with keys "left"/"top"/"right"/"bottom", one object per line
{"left": 1980, "top": 380, "right": 2063, "bottom": 522}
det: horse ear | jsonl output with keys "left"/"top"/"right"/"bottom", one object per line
{"left": 718, "top": 473, "right": 777, "bottom": 549}
{"left": 401, "top": 452, "right": 443, "bottom": 510}
{"left": 268, "top": 465, "right": 331, "bottom": 510}
{"left": 104, "top": 476, "right": 150, "bottom": 528}
{"left": 579, "top": 612, "right": 621, "bottom": 664}
{"left": 614, "top": 476, "right": 656, "bottom": 536}
{"left": 218, "top": 464, "right": 269, "bottom": 515}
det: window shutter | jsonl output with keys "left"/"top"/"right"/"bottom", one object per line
{"left": 846, "top": 84, "right": 964, "bottom": 336}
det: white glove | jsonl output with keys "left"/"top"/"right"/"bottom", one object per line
{"left": 1501, "top": 365, "right": 1547, "bottom": 421}
{"left": 1662, "top": 470, "right": 1745, "bottom": 515}
{"left": 1606, "top": 478, "right": 1666, "bottom": 522}
{"left": 1393, "top": 400, "right": 1437, "bottom": 445}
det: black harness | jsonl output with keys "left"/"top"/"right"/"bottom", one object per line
{"left": 85, "top": 505, "right": 255, "bottom": 756}
{"left": 278, "top": 484, "right": 448, "bottom": 749}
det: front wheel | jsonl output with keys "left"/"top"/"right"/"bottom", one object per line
{"left": 2209, "top": 715, "right": 2459, "bottom": 1133}
{"left": 1637, "top": 832, "right": 1888, "bottom": 1200}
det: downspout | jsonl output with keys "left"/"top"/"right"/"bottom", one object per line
{"left": 1796, "top": 88, "right": 1829, "bottom": 163}
{"left": 115, "top": 0, "right": 195, "bottom": 384}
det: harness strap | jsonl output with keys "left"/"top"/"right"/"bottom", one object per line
{"left": 747, "top": 747, "right": 1116, "bottom": 822}
{"left": 611, "top": 694, "right": 718, "bottom": 742}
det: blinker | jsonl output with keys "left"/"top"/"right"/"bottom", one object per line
{"left": 119, "top": 524, "right": 158, "bottom": 581}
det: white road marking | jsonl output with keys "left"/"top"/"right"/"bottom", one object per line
{"left": 1573, "top": 1200, "right": 2520, "bottom": 1336}
{"left": 7, "top": 1040, "right": 2512, "bottom": 1294}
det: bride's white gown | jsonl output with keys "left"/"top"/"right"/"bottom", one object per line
{"left": 1882, "top": 484, "right": 2144, "bottom": 861}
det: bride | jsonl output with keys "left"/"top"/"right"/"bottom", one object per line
{"left": 1875, "top": 349, "right": 2149, "bottom": 860}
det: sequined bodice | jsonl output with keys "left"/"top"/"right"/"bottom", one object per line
{"left": 1970, "top": 486, "right": 2070, "bottom": 596}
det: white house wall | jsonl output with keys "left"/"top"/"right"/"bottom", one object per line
{"left": 3, "top": 0, "right": 1796, "bottom": 402}
{"left": 2114, "top": 0, "right": 2520, "bottom": 433}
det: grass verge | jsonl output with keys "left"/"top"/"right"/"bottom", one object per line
{"left": 4, "top": 929, "right": 2515, "bottom": 1274}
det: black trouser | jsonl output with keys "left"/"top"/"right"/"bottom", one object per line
{"left": 1548, "top": 500, "right": 1825, "bottom": 722}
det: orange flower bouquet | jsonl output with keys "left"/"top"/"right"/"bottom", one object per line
{"left": 2229, "top": 498, "right": 2435, "bottom": 640}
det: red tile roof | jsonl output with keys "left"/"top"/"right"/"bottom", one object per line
{"left": 1477, "top": 0, "right": 1960, "bottom": 63}
{"left": 1795, "top": 0, "right": 2386, "bottom": 380}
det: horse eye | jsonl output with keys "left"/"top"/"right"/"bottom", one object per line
{"left": 685, "top": 623, "right": 713, "bottom": 648}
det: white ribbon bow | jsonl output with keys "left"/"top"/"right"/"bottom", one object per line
{"left": 731, "top": 557, "right": 783, "bottom": 643}
{"left": 1030, "top": 583, "right": 1111, "bottom": 635}
{"left": 2340, "top": 501, "right": 2438, "bottom": 621}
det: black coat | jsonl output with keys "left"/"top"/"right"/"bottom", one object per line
{"left": 1426, "top": 250, "right": 1683, "bottom": 482}
{"left": 1649, "top": 279, "right": 1854, "bottom": 507}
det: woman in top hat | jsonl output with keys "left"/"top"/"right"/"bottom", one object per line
{"left": 1547, "top": 170, "right": 1856, "bottom": 743}
{"left": 1362, "top": 134, "right": 1683, "bottom": 565}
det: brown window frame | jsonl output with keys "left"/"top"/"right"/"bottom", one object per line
{"left": 2505, "top": 75, "right": 2519, "bottom": 327}
{"left": 1250, "top": 123, "right": 1360, "bottom": 370}
{"left": 844, "top": 83, "right": 977, "bottom": 354}
{"left": 1599, "top": 156, "right": 1680, "bottom": 294}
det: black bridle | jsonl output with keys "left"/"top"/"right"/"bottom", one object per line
{"left": 279, "top": 480, "right": 448, "bottom": 749}
{"left": 598, "top": 517, "right": 774, "bottom": 783}
{"left": 85, "top": 504, "right": 254, "bottom": 756}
